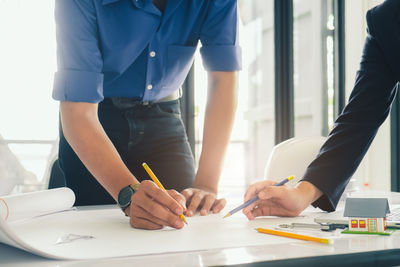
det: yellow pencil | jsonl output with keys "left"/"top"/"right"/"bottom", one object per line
{"left": 142, "top": 163, "right": 188, "bottom": 225}
{"left": 256, "top": 228, "right": 332, "bottom": 244}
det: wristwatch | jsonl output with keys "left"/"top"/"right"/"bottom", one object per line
{"left": 117, "top": 183, "right": 140, "bottom": 213}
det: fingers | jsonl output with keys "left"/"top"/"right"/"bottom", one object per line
{"left": 186, "top": 191, "right": 203, "bottom": 216}
{"left": 167, "top": 189, "right": 187, "bottom": 211}
{"left": 243, "top": 200, "right": 279, "bottom": 220}
{"left": 181, "top": 188, "right": 225, "bottom": 216}
{"left": 130, "top": 217, "right": 163, "bottom": 230}
{"left": 130, "top": 180, "right": 184, "bottom": 229}
{"left": 243, "top": 182, "right": 287, "bottom": 215}
{"left": 258, "top": 185, "right": 287, "bottom": 201}
{"left": 244, "top": 180, "right": 276, "bottom": 202}
{"left": 246, "top": 201, "right": 300, "bottom": 218}
{"left": 242, "top": 186, "right": 304, "bottom": 220}
{"left": 199, "top": 194, "right": 215, "bottom": 215}
{"left": 242, "top": 199, "right": 263, "bottom": 215}
{"left": 244, "top": 206, "right": 268, "bottom": 220}
{"left": 181, "top": 188, "right": 194, "bottom": 202}
{"left": 199, "top": 196, "right": 226, "bottom": 215}
{"left": 211, "top": 198, "right": 226, "bottom": 213}
{"left": 130, "top": 205, "right": 164, "bottom": 230}
{"left": 140, "top": 180, "right": 183, "bottom": 215}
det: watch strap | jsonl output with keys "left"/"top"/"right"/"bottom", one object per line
{"left": 130, "top": 183, "right": 140, "bottom": 192}
{"left": 118, "top": 183, "right": 140, "bottom": 212}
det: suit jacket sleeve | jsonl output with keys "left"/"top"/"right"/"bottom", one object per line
{"left": 301, "top": 0, "right": 400, "bottom": 211}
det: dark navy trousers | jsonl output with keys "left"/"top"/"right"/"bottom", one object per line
{"left": 59, "top": 98, "right": 195, "bottom": 206}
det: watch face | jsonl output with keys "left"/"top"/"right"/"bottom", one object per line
{"left": 118, "top": 186, "right": 134, "bottom": 209}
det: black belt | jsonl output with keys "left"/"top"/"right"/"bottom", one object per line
{"left": 107, "top": 89, "right": 182, "bottom": 109}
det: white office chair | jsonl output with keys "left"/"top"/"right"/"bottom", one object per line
{"left": 264, "top": 136, "right": 327, "bottom": 187}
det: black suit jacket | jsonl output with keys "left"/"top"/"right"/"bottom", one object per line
{"left": 301, "top": 0, "right": 400, "bottom": 211}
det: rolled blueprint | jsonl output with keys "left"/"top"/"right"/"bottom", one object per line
{"left": 0, "top": 187, "right": 75, "bottom": 222}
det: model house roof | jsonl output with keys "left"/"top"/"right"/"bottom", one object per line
{"left": 343, "top": 198, "right": 390, "bottom": 218}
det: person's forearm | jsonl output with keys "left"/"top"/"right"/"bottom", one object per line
{"left": 195, "top": 72, "right": 237, "bottom": 193}
{"left": 60, "top": 102, "right": 138, "bottom": 200}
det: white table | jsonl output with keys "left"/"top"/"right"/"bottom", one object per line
{"left": 1, "top": 216, "right": 400, "bottom": 266}
{"left": 2, "top": 191, "right": 400, "bottom": 266}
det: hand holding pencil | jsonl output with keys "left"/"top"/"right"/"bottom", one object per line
{"left": 126, "top": 163, "right": 187, "bottom": 230}
{"left": 242, "top": 178, "right": 323, "bottom": 220}
{"left": 142, "top": 163, "right": 188, "bottom": 225}
{"left": 224, "top": 176, "right": 293, "bottom": 218}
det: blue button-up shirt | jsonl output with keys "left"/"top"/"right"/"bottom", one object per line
{"left": 52, "top": 0, "right": 242, "bottom": 103}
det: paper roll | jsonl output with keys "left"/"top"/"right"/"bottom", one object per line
{"left": 0, "top": 188, "right": 75, "bottom": 222}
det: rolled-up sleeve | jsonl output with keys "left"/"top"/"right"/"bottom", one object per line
{"left": 52, "top": 0, "right": 104, "bottom": 103}
{"left": 199, "top": 0, "right": 242, "bottom": 72}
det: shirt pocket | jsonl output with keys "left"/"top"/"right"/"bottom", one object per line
{"left": 164, "top": 45, "right": 196, "bottom": 89}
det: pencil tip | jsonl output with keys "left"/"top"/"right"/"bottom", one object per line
{"left": 223, "top": 213, "right": 231, "bottom": 219}
{"left": 181, "top": 215, "right": 188, "bottom": 225}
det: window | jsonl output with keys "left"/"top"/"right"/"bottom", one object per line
{"left": 293, "top": 0, "right": 335, "bottom": 137}
{"left": 351, "top": 220, "right": 358, "bottom": 228}
{"left": 194, "top": 0, "right": 275, "bottom": 191}
{"left": 0, "top": 1, "right": 58, "bottom": 193}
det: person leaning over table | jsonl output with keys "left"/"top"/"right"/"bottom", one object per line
{"left": 243, "top": 0, "right": 400, "bottom": 220}
{"left": 52, "top": 0, "right": 241, "bottom": 230}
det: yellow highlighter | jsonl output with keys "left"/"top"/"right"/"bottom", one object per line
{"left": 142, "top": 162, "right": 188, "bottom": 225}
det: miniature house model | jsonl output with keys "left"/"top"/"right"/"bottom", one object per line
{"left": 343, "top": 198, "right": 390, "bottom": 233}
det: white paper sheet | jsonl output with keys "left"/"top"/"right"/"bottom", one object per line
{"left": 4, "top": 209, "right": 302, "bottom": 260}
{"left": 0, "top": 188, "right": 328, "bottom": 260}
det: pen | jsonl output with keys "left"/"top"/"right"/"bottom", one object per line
{"left": 256, "top": 227, "right": 332, "bottom": 244}
{"left": 142, "top": 162, "right": 188, "bottom": 225}
{"left": 223, "top": 175, "right": 294, "bottom": 218}
{"left": 279, "top": 222, "right": 347, "bottom": 232}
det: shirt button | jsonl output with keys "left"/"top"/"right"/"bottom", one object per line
{"left": 147, "top": 84, "right": 153, "bottom": 90}
{"left": 149, "top": 51, "right": 156, "bottom": 57}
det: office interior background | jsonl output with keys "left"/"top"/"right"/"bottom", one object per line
{"left": 0, "top": 0, "right": 393, "bottom": 198}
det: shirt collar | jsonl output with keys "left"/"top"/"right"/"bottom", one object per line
{"left": 163, "top": 0, "right": 184, "bottom": 22}
{"left": 102, "top": 0, "right": 184, "bottom": 19}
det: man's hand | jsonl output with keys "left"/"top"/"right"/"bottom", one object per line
{"left": 181, "top": 186, "right": 226, "bottom": 216}
{"left": 242, "top": 180, "right": 323, "bottom": 220}
{"left": 127, "top": 180, "right": 187, "bottom": 230}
